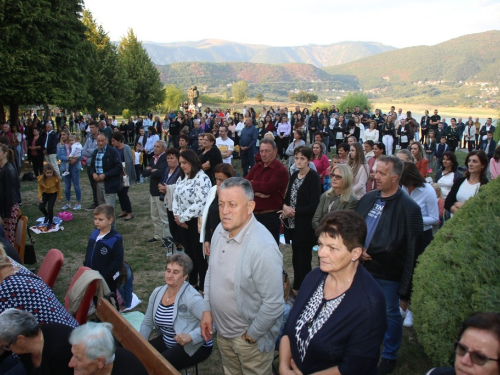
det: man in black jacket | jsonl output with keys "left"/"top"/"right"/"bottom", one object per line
{"left": 142, "top": 140, "right": 170, "bottom": 243}
{"left": 355, "top": 156, "right": 423, "bottom": 375}
{"left": 89, "top": 134, "right": 122, "bottom": 208}
{"left": 40, "top": 122, "right": 59, "bottom": 176}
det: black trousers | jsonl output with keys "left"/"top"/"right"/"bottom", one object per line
{"left": 167, "top": 210, "right": 179, "bottom": 244}
{"left": 149, "top": 336, "right": 212, "bottom": 371}
{"left": 276, "top": 136, "right": 290, "bottom": 159}
{"left": 117, "top": 186, "right": 132, "bottom": 213}
{"left": 39, "top": 192, "right": 58, "bottom": 223}
{"left": 134, "top": 165, "right": 142, "bottom": 182}
{"left": 179, "top": 217, "right": 207, "bottom": 290}
{"left": 31, "top": 155, "right": 43, "bottom": 177}
{"left": 86, "top": 166, "right": 98, "bottom": 206}
{"left": 290, "top": 238, "right": 313, "bottom": 290}
{"left": 447, "top": 139, "right": 458, "bottom": 152}
{"left": 254, "top": 211, "right": 281, "bottom": 245}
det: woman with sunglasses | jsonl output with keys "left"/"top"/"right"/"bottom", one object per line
{"left": 426, "top": 312, "right": 500, "bottom": 375}
{"left": 312, "top": 164, "right": 358, "bottom": 230}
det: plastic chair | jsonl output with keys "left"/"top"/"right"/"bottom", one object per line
{"left": 37, "top": 249, "right": 64, "bottom": 288}
{"left": 64, "top": 267, "right": 98, "bottom": 325}
{"left": 14, "top": 215, "right": 28, "bottom": 263}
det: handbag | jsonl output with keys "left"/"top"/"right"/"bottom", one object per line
{"left": 121, "top": 162, "right": 130, "bottom": 187}
{"left": 24, "top": 228, "right": 37, "bottom": 265}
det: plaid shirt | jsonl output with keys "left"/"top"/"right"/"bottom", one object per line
{"left": 95, "top": 145, "right": 107, "bottom": 174}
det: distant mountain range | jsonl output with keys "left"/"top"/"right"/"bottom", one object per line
{"left": 322, "top": 30, "right": 500, "bottom": 87}
{"left": 143, "top": 39, "right": 395, "bottom": 67}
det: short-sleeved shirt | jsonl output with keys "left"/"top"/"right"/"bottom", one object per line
{"left": 216, "top": 137, "right": 235, "bottom": 164}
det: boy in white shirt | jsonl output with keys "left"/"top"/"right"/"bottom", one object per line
{"left": 62, "top": 135, "right": 82, "bottom": 176}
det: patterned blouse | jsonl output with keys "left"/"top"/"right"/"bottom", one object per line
{"left": 0, "top": 259, "right": 79, "bottom": 327}
{"left": 172, "top": 170, "right": 212, "bottom": 223}
{"left": 288, "top": 177, "right": 305, "bottom": 229}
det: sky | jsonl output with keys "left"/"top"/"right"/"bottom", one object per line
{"left": 82, "top": 0, "right": 500, "bottom": 48}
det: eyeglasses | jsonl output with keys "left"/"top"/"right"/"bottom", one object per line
{"left": 454, "top": 341, "right": 500, "bottom": 366}
{"left": 330, "top": 174, "right": 343, "bottom": 180}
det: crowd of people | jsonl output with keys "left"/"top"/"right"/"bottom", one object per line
{"left": 0, "top": 104, "right": 497, "bottom": 375}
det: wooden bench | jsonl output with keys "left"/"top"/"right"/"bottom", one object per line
{"left": 96, "top": 298, "right": 180, "bottom": 375}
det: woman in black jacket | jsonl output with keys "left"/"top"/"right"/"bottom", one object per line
{"left": 343, "top": 119, "right": 360, "bottom": 143}
{"left": 308, "top": 110, "right": 319, "bottom": 144}
{"left": 281, "top": 146, "right": 321, "bottom": 294}
{"left": 332, "top": 115, "right": 346, "bottom": 151}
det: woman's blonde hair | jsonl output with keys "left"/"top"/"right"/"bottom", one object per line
{"left": 326, "top": 164, "right": 354, "bottom": 203}
{"left": 59, "top": 128, "right": 70, "bottom": 145}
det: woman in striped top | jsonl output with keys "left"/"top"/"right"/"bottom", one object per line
{"left": 139, "top": 253, "right": 212, "bottom": 370}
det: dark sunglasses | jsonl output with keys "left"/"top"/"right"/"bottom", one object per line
{"left": 454, "top": 341, "right": 500, "bottom": 366}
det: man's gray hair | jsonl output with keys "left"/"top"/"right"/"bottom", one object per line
{"left": 260, "top": 138, "right": 277, "bottom": 150}
{"left": 193, "top": 119, "right": 201, "bottom": 125}
{"left": 69, "top": 322, "right": 116, "bottom": 365}
{"left": 0, "top": 309, "right": 39, "bottom": 343}
{"left": 220, "top": 177, "right": 254, "bottom": 201}
{"left": 155, "top": 140, "right": 167, "bottom": 150}
{"left": 379, "top": 155, "right": 404, "bottom": 178}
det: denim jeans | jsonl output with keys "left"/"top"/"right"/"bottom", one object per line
{"left": 375, "top": 278, "right": 402, "bottom": 360}
{"left": 63, "top": 164, "right": 82, "bottom": 202}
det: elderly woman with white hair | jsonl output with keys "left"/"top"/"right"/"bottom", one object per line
{"left": 0, "top": 308, "right": 74, "bottom": 375}
{"left": 69, "top": 322, "right": 147, "bottom": 375}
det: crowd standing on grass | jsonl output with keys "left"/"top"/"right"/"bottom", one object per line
{"left": 0, "top": 105, "right": 497, "bottom": 374}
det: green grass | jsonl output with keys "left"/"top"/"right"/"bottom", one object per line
{"left": 18, "top": 149, "right": 465, "bottom": 374}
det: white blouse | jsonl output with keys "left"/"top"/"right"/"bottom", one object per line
{"left": 172, "top": 170, "right": 212, "bottom": 223}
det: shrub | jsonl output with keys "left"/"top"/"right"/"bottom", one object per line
{"left": 337, "top": 93, "right": 372, "bottom": 113}
{"left": 122, "top": 109, "right": 131, "bottom": 120}
{"left": 412, "top": 177, "right": 500, "bottom": 366}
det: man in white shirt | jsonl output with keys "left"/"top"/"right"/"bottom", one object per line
{"left": 216, "top": 125, "right": 234, "bottom": 164}
{"left": 142, "top": 116, "right": 152, "bottom": 137}
{"left": 396, "top": 108, "right": 405, "bottom": 126}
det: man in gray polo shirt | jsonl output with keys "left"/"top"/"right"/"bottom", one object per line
{"left": 201, "top": 177, "right": 283, "bottom": 375}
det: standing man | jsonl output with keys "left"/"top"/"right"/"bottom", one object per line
{"left": 403, "top": 111, "right": 419, "bottom": 141}
{"left": 89, "top": 134, "right": 122, "bottom": 208}
{"left": 457, "top": 117, "right": 465, "bottom": 149}
{"left": 99, "top": 120, "right": 113, "bottom": 143}
{"left": 82, "top": 122, "right": 99, "bottom": 210}
{"left": 429, "top": 109, "right": 441, "bottom": 135}
{"left": 142, "top": 115, "right": 152, "bottom": 137}
{"left": 356, "top": 156, "right": 423, "bottom": 375}
{"left": 201, "top": 178, "right": 283, "bottom": 375}
{"left": 216, "top": 125, "right": 234, "bottom": 164}
{"left": 41, "top": 122, "right": 59, "bottom": 176}
{"left": 474, "top": 117, "right": 482, "bottom": 149}
{"left": 246, "top": 139, "right": 289, "bottom": 244}
{"left": 142, "top": 140, "right": 170, "bottom": 243}
{"left": 239, "top": 118, "right": 258, "bottom": 176}
{"left": 479, "top": 118, "right": 495, "bottom": 144}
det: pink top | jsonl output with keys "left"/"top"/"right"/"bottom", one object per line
{"left": 490, "top": 158, "right": 500, "bottom": 180}
{"left": 312, "top": 155, "right": 330, "bottom": 183}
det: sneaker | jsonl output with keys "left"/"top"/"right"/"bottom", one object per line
{"left": 62, "top": 171, "right": 70, "bottom": 176}
{"left": 399, "top": 307, "right": 407, "bottom": 319}
{"left": 85, "top": 204, "right": 96, "bottom": 211}
{"left": 61, "top": 203, "right": 71, "bottom": 210}
{"left": 73, "top": 204, "right": 82, "bottom": 210}
{"left": 403, "top": 309, "right": 414, "bottom": 328}
{"left": 378, "top": 358, "right": 397, "bottom": 375}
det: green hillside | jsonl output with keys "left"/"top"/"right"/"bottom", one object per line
{"left": 323, "top": 30, "right": 500, "bottom": 87}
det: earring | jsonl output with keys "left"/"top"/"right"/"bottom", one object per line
{"left": 351, "top": 259, "right": 356, "bottom": 262}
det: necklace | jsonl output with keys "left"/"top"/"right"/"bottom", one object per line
{"left": 298, "top": 168, "right": 309, "bottom": 179}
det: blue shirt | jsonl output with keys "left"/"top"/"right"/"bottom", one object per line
{"left": 95, "top": 145, "right": 107, "bottom": 174}
{"left": 402, "top": 183, "right": 439, "bottom": 231}
{"left": 239, "top": 125, "right": 258, "bottom": 148}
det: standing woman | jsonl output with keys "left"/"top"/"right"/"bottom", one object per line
{"left": 343, "top": 119, "right": 360, "bottom": 143}
{"left": 446, "top": 118, "right": 460, "bottom": 152}
{"left": 319, "top": 118, "right": 331, "bottom": 152}
{"left": 111, "top": 133, "right": 136, "bottom": 221}
{"left": 281, "top": 147, "right": 321, "bottom": 294}
{"left": 333, "top": 115, "right": 346, "bottom": 151}
{"left": 411, "top": 141, "right": 429, "bottom": 177}
{"left": 28, "top": 128, "right": 44, "bottom": 177}
{"left": 420, "top": 110, "right": 431, "bottom": 144}
{"left": 308, "top": 110, "right": 319, "bottom": 144}
{"left": 382, "top": 116, "right": 396, "bottom": 155}
{"left": 57, "top": 129, "right": 82, "bottom": 210}
{"left": 198, "top": 133, "right": 223, "bottom": 186}
{"left": 276, "top": 115, "right": 292, "bottom": 160}
{"left": 464, "top": 119, "right": 476, "bottom": 152}
{"left": 397, "top": 120, "right": 411, "bottom": 150}
{"left": 434, "top": 151, "right": 463, "bottom": 200}
{"left": 264, "top": 115, "right": 275, "bottom": 134}
{"left": 364, "top": 120, "right": 379, "bottom": 143}
{"left": 445, "top": 150, "right": 488, "bottom": 216}
{"left": 354, "top": 115, "right": 364, "bottom": 143}
{"left": 311, "top": 142, "right": 330, "bottom": 185}
{"left": 285, "top": 130, "right": 306, "bottom": 168}
{"left": 348, "top": 142, "right": 369, "bottom": 199}
{"left": 11, "top": 124, "right": 24, "bottom": 174}
{"left": 423, "top": 129, "right": 437, "bottom": 171}
{"left": 367, "top": 142, "right": 386, "bottom": 192}
{"left": 173, "top": 150, "right": 211, "bottom": 292}
{"left": 490, "top": 146, "right": 500, "bottom": 180}
{"left": 0, "top": 144, "right": 19, "bottom": 245}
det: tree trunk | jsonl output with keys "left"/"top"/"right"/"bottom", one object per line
{"left": 9, "top": 102, "right": 19, "bottom": 127}
{"left": 0, "top": 104, "right": 5, "bottom": 123}
{"left": 43, "top": 104, "right": 50, "bottom": 121}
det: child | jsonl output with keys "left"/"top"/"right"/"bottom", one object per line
{"left": 62, "top": 135, "right": 82, "bottom": 177}
{"left": 434, "top": 136, "right": 449, "bottom": 168}
{"left": 134, "top": 142, "right": 143, "bottom": 183}
{"left": 37, "top": 164, "right": 62, "bottom": 225}
{"left": 84, "top": 204, "right": 124, "bottom": 293}
{"left": 326, "top": 154, "right": 341, "bottom": 176}
{"left": 431, "top": 183, "right": 445, "bottom": 232}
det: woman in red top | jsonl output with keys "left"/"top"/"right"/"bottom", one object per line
{"left": 264, "top": 114, "right": 275, "bottom": 133}
{"left": 411, "top": 141, "right": 429, "bottom": 177}
{"left": 311, "top": 142, "right": 329, "bottom": 184}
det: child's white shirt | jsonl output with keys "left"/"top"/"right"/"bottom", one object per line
{"left": 69, "top": 142, "right": 82, "bottom": 157}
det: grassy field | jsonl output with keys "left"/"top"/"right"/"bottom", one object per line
{"left": 17, "top": 150, "right": 469, "bottom": 374}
